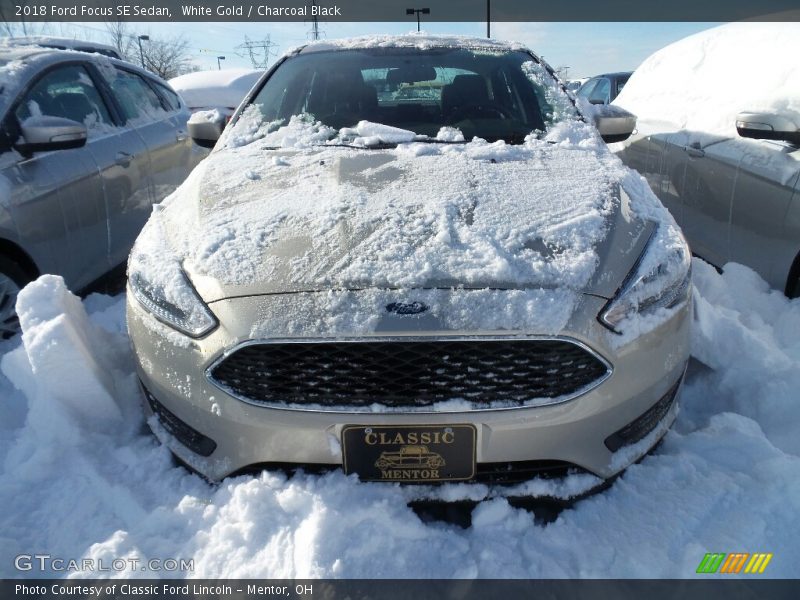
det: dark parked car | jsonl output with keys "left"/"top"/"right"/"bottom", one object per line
{"left": 577, "top": 72, "right": 632, "bottom": 105}
{"left": 0, "top": 45, "right": 202, "bottom": 337}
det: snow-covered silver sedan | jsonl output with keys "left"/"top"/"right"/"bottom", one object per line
{"left": 0, "top": 44, "right": 200, "bottom": 337}
{"left": 127, "top": 36, "right": 692, "bottom": 485}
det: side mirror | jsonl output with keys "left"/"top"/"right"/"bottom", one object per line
{"left": 15, "top": 116, "right": 87, "bottom": 155}
{"left": 736, "top": 111, "right": 800, "bottom": 145}
{"left": 592, "top": 105, "right": 637, "bottom": 143}
{"left": 188, "top": 111, "right": 225, "bottom": 149}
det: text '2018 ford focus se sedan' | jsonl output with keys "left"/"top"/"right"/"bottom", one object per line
{"left": 127, "top": 35, "right": 692, "bottom": 486}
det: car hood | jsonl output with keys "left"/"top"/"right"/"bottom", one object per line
{"left": 154, "top": 137, "right": 652, "bottom": 303}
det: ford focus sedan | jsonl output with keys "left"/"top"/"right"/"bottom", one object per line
{"left": 127, "top": 35, "right": 692, "bottom": 485}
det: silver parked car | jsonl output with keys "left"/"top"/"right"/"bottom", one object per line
{"left": 613, "top": 24, "right": 800, "bottom": 297}
{"left": 127, "top": 35, "right": 691, "bottom": 485}
{"left": 0, "top": 45, "right": 201, "bottom": 337}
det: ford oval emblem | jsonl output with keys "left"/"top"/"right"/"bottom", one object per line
{"left": 386, "top": 301, "right": 429, "bottom": 315}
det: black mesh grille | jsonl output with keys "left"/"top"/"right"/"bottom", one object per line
{"left": 209, "top": 338, "right": 609, "bottom": 409}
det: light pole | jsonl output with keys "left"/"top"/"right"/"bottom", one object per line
{"left": 487, "top": 0, "right": 490, "bottom": 38}
{"left": 405, "top": 7, "right": 430, "bottom": 32}
{"left": 217, "top": 56, "right": 225, "bottom": 70}
{"left": 137, "top": 35, "right": 149, "bottom": 69}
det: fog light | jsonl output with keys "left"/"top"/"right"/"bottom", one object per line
{"left": 604, "top": 368, "right": 685, "bottom": 452}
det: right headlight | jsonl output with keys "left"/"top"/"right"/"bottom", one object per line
{"left": 128, "top": 215, "right": 217, "bottom": 339}
{"left": 599, "top": 224, "right": 691, "bottom": 333}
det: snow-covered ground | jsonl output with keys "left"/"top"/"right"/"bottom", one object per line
{"left": 0, "top": 259, "right": 798, "bottom": 578}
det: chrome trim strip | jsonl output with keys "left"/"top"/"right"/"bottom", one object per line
{"left": 204, "top": 335, "right": 613, "bottom": 414}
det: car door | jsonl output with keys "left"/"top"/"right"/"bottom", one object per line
{"left": 677, "top": 136, "right": 741, "bottom": 269}
{"left": 728, "top": 139, "right": 800, "bottom": 290}
{"left": 102, "top": 66, "right": 193, "bottom": 259}
{"left": 4, "top": 62, "right": 114, "bottom": 288}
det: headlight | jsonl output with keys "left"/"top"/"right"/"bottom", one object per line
{"left": 599, "top": 224, "right": 691, "bottom": 333}
{"left": 128, "top": 217, "right": 217, "bottom": 338}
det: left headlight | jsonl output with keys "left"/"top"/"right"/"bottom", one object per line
{"left": 599, "top": 224, "right": 691, "bottom": 333}
{"left": 128, "top": 217, "right": 217, "bottom": 338}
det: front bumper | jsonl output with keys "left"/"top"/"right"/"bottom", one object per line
{"left": 128, "top": 289, "right": 691, "bottom": 482}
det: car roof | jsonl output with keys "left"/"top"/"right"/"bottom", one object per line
{"left": 593, "top": 71, "right": 633, "bottom": 79}
{"left": 296, "top": 34, "right": 532, "bottom": 55}
{"left": 2, "top": 36, "right": 121, "bottom": 58}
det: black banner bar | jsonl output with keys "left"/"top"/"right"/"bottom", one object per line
{"left": 1, "top": 0, "right": 799, "bottom": 22}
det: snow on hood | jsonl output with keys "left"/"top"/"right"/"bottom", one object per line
{"left": 613, "top": 23, "right": 800, "bottom": 138}
{"left": 136, "top": 113, "right": 643, "bottom": 303}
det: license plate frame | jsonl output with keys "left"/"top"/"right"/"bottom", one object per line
{"left": 341, "top": 424, "right": 477, "bottom": 483}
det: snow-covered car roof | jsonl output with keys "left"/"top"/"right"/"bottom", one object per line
{"left": 0, "top": 36, "right": 121, "bottom": 59}
{"left": 613, "top": 23, "right": 800, "bottom": 138}
{"left": 169, "top": 68, "right": 264, "bottom": 111}
{"left": 298, "top": 34, "right": 530, "bottom": 54}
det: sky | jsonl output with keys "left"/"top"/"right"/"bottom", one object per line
{"left": 3, "top": 21, "right": 719, "bottom": 79}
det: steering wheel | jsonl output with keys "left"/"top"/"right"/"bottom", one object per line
{"left": 448, "top": 103, "right": 513, "bottom": 123}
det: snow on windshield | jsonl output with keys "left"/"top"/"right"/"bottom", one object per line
{"left": 613, "top": 23, "right": 800, "bottom": 138}
{"left": 1, "top": 260, "right": 798, "bottom": 576}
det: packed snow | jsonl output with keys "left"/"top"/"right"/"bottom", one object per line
{"left": 613, "top": 23, "right": 800, "bottom": 138}
{"left": 0, "top": 260, "right": 798, "bottom": 578}
{"left": 169, "top": 69, "right": 263, "bottom": 112}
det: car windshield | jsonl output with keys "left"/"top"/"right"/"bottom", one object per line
{"left": 248, "top": 47, "right": 578, "bottom": 144}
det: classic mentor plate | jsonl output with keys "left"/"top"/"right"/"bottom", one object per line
{"left": 342, "top": 424, "right": 477, "bottom": 482}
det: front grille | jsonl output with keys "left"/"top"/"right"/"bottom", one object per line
{"left": 474, "top": 460, "right": 584, "bottom": 485}
{"left": 208, "top": 338, "right": 609, "bottom": 409}
{"left": 141, "top": 382, "right": 217, "bottom": 457}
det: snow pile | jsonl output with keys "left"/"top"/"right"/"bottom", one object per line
{"left": 1, "top": 261, "right": 798, "bottom": 577}
{"left": 169, "top": 69, "right": 263, "bottom": 111}
{"left": 187, "top": 108, "right": 224, "bottom": 125}
{"left": 613, "top": 23, "right": 800, "bottom": 137}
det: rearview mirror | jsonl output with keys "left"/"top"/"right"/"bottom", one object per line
{"left": 592, "top": 105, "right": 637, "bottom": 143}
{"left": 736, "top": 111, "right": 800, "bottom": 145}
{"left": 188, "top": 111, "right": 226, "bottom": 149}
{"left": 15, "top": 116, "right": 87, "bottom": 155}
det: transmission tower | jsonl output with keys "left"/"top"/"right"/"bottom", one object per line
{"left": 235, "top": 35, "right": 278, "bottom": 69}
{"left": 308, "top": 0, "right": 324, "bottom": 40}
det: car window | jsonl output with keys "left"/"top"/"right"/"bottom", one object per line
{"left": 576, "top": 78, "right": 597, "bottom": 98}
{"left": 152, "top": 81, "right": 182, "bottom": 112}
{"left": 107, "top": 67, "right": 168, "bottom": 122}
{"left": 14, "top": 64, "right": 112, "bottom": 131}
{"left": 615, "top": 75, "right": 630, "bottom": 97}
{"left": 249, "top": 48, "right": 578, "bottom": 143}
{"left": 589, "top": 78, "right": 611, "bottom": 104}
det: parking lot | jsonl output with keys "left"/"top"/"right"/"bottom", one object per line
{"left": 0, "top": 21, "right": 798, "bottom": 579}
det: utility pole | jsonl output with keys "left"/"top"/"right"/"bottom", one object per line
{"left": 137, "top": 34, "right": 149, "bottom": 69}
{"left": 217, "top": 55, "right": 225, "bottom": 70}
{"left": 487, "top": 0, "right": 490, "bottom": 38}
{"left": 405, "top": 7, "right": 430, "bottom": 32}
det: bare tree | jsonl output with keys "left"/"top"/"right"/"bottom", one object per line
{"left": 104, "top": 20, "right": 136, "bottom": 61}
{"left": 141, "top": 35, "right": 196, "bottom": 79}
